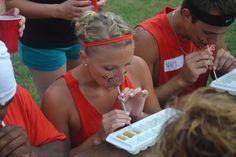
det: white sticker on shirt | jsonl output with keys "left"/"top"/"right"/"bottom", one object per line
{"left": 164, "top": 55, "right": 184, "bottom": 72}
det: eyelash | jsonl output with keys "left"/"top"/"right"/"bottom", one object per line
{"left": 104, "top": 67, "right": 115, "bottom": 71}
{"left": 104, "top": 63, "right": 131, "bottom": 71}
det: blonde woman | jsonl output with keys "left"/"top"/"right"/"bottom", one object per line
{"left": 42, "top": 11, "right": 161, "bottom": 156}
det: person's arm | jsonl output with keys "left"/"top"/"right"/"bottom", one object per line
{"left": 134, "top": 27, "right": 214, "bottom": 105}
{"left": 41, "top": 79, "right": 72, "bottom": 154}
{"left": 5, "top": 0, "right": 92, "bottom": 20}
{"left": 134, "top": 26, "right": 158, "bottom": 83}
{"left": 0, "top": 0, "right": 6, "bottom": 14}
{"left": 32, "top": 141, "right": 68, "bottom": 157}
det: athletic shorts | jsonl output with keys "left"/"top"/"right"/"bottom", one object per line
{"left": 18, "top": 41, "right": 81, "bottom": 71}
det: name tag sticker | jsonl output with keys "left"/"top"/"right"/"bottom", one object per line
{"left": 164, "top": 55, "right": 184, "bottom": 72}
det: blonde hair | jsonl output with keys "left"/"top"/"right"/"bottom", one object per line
{"left": 158, "top": 87, "right": 236, "bottom": 157}
{"left": 74, "top": 11, "right": 133, "bottom": 52}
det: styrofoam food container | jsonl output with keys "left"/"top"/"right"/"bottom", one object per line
{"left": 210, "top": 69, "right": 236, "bottom": 95}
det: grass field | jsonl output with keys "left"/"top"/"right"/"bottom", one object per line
{"left": 12, "top": 0, "right": 236, "bottom": 104}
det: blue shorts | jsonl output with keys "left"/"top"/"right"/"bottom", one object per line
{"left": 18, "top": 41, "right": 81, "bottom": 71}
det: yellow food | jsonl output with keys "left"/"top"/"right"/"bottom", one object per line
{"left": 117, "top": 135, "right": 128, "bottom": 141}
{"left": 132, "top": 128, "right": 142, "bottom": 134}
{"left": 123, "top": 131, "right": 135, "bottom": 138}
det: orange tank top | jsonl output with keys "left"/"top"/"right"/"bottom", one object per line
{"left": 139, "top": 6, "right": 210, "bottom": 94}
{"left": 62, "top": 71, "right": 134, "bottom": 147}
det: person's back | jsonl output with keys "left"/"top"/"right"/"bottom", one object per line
{"left": 157, "top": 87, "right": 236, "bottom": 157}
{"left": 134, "top": 0, "right": 236, "bottom": 105}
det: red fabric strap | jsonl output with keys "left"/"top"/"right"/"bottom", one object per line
{"left": 82, "top": 34, "right": 133, "bottom": 47}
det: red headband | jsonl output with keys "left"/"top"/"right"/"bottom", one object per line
{"left": 82, "top": 34, "right": 133, "bottom": 47}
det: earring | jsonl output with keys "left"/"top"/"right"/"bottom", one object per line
{"left": 84, "top": 63, "right": 88, "bottom": 66}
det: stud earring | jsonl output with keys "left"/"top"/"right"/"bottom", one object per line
{"left": 84, "top": 63, "right": 88, "bottom": 66}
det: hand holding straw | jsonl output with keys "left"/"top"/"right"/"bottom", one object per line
{"left": 207, "top": 45, "right": 218, "bottom": 80}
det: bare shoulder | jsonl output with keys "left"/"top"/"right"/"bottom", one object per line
{"left": 41, "top": 77, "right": 75, "bottom": 139}
{"left": 42, "top": 78, "right": 72, "bottom": 114}
{"left": 130, "top": 55, "right": 149, "bottom": 70}
{"left": 134, "top": 26, "right": 159, "bottom": 74}
{"left": 134, "top": 26, "right": 155, "bottom": 42}
{"left": 128, "top": 56, "right": 151, "bottom": 87}
{"left": 134, "top": 26, "right": 158, "bottom": 52}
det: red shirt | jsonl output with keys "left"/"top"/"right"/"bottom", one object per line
{"left": 4, "top": 85, "right": 65, "bottom": 146}
{"left": 139, "top": 6, "right": 210, "bottom": 94}
{"left": 62, "top": 71, "right": 133, "bottom": 147}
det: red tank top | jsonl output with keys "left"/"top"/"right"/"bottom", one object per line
{"left": 139, "top": 6, "right": 210, "bottom": 94}
{"left": 4, "top": 85, "right": 65, "bottom": 146}
{"left": 62, "top": 71, "right": 134, "bottom": 147}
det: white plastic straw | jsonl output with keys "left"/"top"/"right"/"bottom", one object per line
{"left": 213, "top": 69, "right": 218, "bottom": 80}
{"left": 117, "top": 86, "right": 127, "bottom": 112}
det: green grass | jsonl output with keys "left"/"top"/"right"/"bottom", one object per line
{"left": 12, "top": 0, "right": 236, "bottom": 105}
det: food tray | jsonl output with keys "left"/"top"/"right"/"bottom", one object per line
{"left": 210, "top": 69, "right": 236, "bottom": 95}
{"left": 105, "top": 108, "right": 177, "bottom": 154}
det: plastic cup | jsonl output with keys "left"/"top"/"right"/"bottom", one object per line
{"left": 91, "top": 0, "right": 98, "bottom": 12}
{"left": 0, "top": 15, "right": 21, "bottom": 53}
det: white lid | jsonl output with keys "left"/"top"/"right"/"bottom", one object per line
{"left": 0, "top": 15, "right": 21, "bottom": 21}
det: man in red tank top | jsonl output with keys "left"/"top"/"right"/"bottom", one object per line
{"left": 0, "top": 5, "right": 67, "bottom": 156}
{"left": 134, "top": 0, "right": 236, "bottom": 105}
{"left": 0, "top": 44, "right": 68, "bottom": 157}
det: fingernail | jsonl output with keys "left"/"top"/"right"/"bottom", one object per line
{"left": 130, "top": 93, "right": 134, "bottom": 97}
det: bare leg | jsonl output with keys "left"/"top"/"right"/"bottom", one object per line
{"left": 29, "top": 64, "right": 66, "bottom": 99}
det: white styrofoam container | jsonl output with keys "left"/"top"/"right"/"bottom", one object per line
{"left": 210, "top": 69, "right": 236, "bottom": 95}
{"left": 105, "top": 108, "right": 178, "bottom": 155}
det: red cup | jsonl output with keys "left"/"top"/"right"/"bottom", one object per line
{"left": 0, "top": 15, "right": 21, "bottom": 53}
{"left": 91, "top": 0, "right": 98, "bottom": 12}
